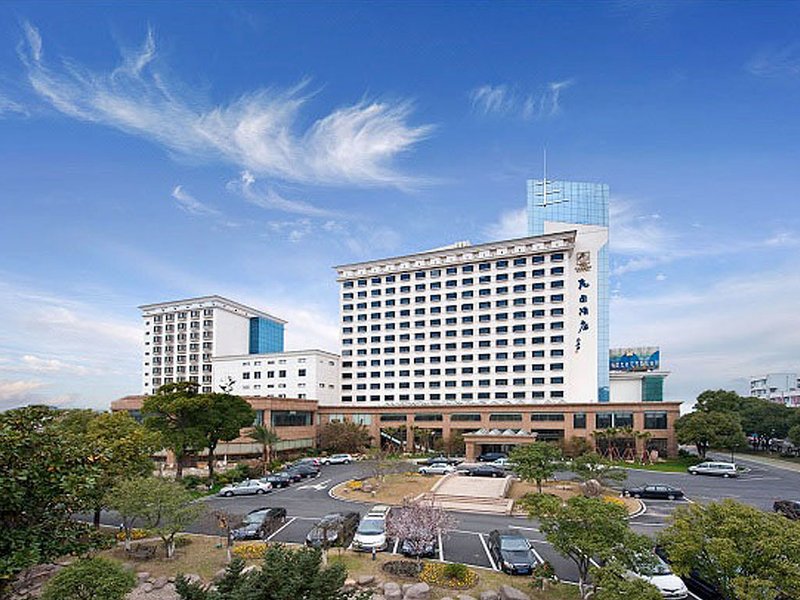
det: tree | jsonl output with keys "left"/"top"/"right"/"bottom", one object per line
{"left": 41, "top": 557, "right": 135, "bottom": 600}
{"left": 106, "top": 476, "right": 203, "bottom": 558}
{"left": 318, "top": 420, "right": 371, "bottom": 454}
{"left": 176, "top": 544, "right": 367, "bottom": 600}
{"left": 385, "top": 500, "right": 455, "bottom": 562}
{"left": 524, "top": 495, "right": 653, "bottom": 599}
{"left": 510, "top": 442, "right": 563, "bottom": 494}
{"left": 694, "top": 389, "right": 797, "bottom": 440}
{"left": 788, "top": 424, "right": 800, "bottom": 448}
{"left": 658, "top": 499, "right": 800, "bottom": 600}
{"left": 675, "top": 411, "right": 747, "bottom": 459}
{"left": 56, "top": 410, "right": 161, "bottom": 528}
{"left": 571, "top": 452, "right": 627, "bottom": 495}
{"left": 143, "top": 382, "right": 209, "bottom": 479}
{"left": 0, "top": 406, "right": 105, "bottom": 590}
{"left": 198, "top": 393, "right": 255, "bottom": 482}
{"left": 590, "top": 561, "right": 663, "bottom": 600}
{"left": 249, "top": 425, "right": 281, "bottom": 475}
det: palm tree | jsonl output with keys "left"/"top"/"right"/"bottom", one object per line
{"left": 249, "top": 425, "right": 280, "bottom": 474}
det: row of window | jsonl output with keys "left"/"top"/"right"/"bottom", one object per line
{"left": 343, "top": 310, "right": 564, "bottom": 332}
{"left": 343, "top": 365, "right": 564, "bottom": 379}
{"left": 342, "top": 377, "right": 564, "bottom": 389}
{"left": 343, "top": 296, "right": 566, "bottom": 311}
{"left": 341, "top": 344, "right": 565, "bottom": 358}
{"left": 342, "top": 274, "right": 565, "bottom": 299}
{"left": 341, "top": 391, "right": 563, "bottom": 401}
{"left": 342, "top": 306, "right": 570, "bottom": 323}
{"left": 343, "top": 332, "right": 565, "bottom": 346}
{"left": 151, "top": 320, "right": 213, "bottom": 333}
{"left": 240, "top": 369, "right": 304, "bottom": 379}
{"left": 342, "top": 254, "right": 566, "bottom": 289}
{"left": 151, "top": 309, "right": 213, "bottom": 322}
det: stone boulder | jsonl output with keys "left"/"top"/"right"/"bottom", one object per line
{"left": 457, "top": 595, "right": 476, "bottom": 600}
{"left": 479, "top": 591, "right": 499, "bottom": 600}
{"left": 142, "top": 583, "right": 154, "bottom": 593}
{"left": 137, "top": 572, "right": 151, "bottom": 583}
{"left": 358, "top": 575, "right": 376, "bottom": 586}
{"left": 152, "top": 576, "right": 169, "bottom": 590}
{"left": 384, "top": 581, "right": 402, "bottom": 600}
{"left": 183, "top": 574, "right": 203, "bottom": 586}
{"left": 499, "top": 585, "right": 529, "bottom": 600}
{"left": 404, "top": 582, "right": 430, "bottom": 600}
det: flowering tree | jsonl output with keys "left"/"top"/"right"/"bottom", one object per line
{"left": 385, "top": 499, "right": 455, "bottom": 562}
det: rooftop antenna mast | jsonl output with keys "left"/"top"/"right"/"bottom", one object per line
{"left": 533, "top": 148, "right": 568, "bottom": 207}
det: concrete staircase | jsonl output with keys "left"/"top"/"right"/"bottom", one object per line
{"left": 420, "top": 492, "right": 514, "bottom": 515}
{"left": 416, "top": 473, "right": 515, "bottom": 515}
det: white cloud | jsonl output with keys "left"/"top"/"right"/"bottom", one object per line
{"left": 746, "top": 44, "right": 800, "bottom": 78}
{"left": 0, "top": 94, "right": 28, "bottom": 118}
{"left": 484, "top": 207, "right": 528, "bottom": 240}
{"left": 0, "top": 379, "right": 45, "bottom": 406}
{"left": 19, "top": 23, "right": 433, "bottom": 188}
{"left": 171, "top": 185, "right": 220, "bottom": 217}
{"left": 230, "top": 171, "right": 335, "bottom": 217}
{"left": 612, "top": 264, "right": 800, "bottom": 403}
{"left": 470, "top": 80, "right": 574, "bottom": 120}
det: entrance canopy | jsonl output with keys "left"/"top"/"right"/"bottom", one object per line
{"left": 462, "top": 428, "right": 538, "bottom": 461}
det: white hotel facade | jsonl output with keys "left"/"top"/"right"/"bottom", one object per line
{"left": 335, "top": 222, "right": 608, "bottom": 406}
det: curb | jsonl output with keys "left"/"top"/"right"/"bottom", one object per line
{"left": 627, "top": 499, "right": 647, "bottom": 519}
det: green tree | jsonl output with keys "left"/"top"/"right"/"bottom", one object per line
{"left": 659, "top": 499, "right": 800, "bottom": 600}
{"left": 675, "top": 411, "right": 747, "bottom": 459}
{"left": 106, "top": 476, "right": 202, "bottom": 558}
{"left": 695, "top": 389, "right": 746, "bottom": 414}
{"left": 590, "top": 561, "right": 663, "bottom": 600}
{"left": 318, "top": 420, "right": 371, "bottom": 454}
{"left": 198, "top": 393, "right": 255, "bottom": 483}
{"left": 694, "top": 389, "right": 797, "bottom": 439}
{"left": 788, "top": 424, "right": 800, "bottom": 448}
{"left": 41, "top": 557, "right": 135, "bottom": 600}
{"left": 248, "top": 424, "right": 281, "bottom": 475}
{"left": 143, "top": 382, "right": 209, "bottom": 479}
{"left": 0, "top": 406, "right": 104, "bottom": 590}
{"left": 509, "top": 442, "right": 563, "bottom": 494}
{"left": 56, "top": 410, "right": 161, "bottom": 528}
{"left": 524, "top": 495, "right": 653, "bottom": 599}
{"left": 176, "top": 544, "right": 366, "bottom": 600}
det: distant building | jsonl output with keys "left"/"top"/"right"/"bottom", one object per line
{"left": 750, "top": 372, "right": 800, "bottom": 407}
{"left": 140, "top": 295, "right": 286, "bottom": 394}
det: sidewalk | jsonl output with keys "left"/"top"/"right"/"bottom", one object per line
{"left": 709, "top": 451, "right": 800, "bottom": 474}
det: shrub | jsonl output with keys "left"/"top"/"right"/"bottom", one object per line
{"left": 442, "top": 562, "right": 469, "bottom": 580}
{"left": 181, "top": 474, "right": 207, "bottom": 490}
{"left": 232, "top": 541, "right": 269, "bottom": 559}
{"left": 41, "top": 557, "right": 135, "bottom": 600}
{"left": 419, "top": 562, "right": 477, "bottom": 589}
{"left": 115, "top": 528, "right": 149, "bottom": 542}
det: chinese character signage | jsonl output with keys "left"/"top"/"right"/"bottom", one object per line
{"left": 575, "top": 278, "right": 590, "bottom": 353}
{"left": 609, "top": 347, "right": 660, "bottom": 371}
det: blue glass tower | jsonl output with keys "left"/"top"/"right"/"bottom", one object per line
{"left": 527, "top": 179, "right": 610, "bottom": 403}
{"left": 249, "top": 317, "right": 284, "bottom": 354}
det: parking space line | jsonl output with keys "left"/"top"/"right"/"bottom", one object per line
{"left": 266, "top": 516, "right": 296, "bottom": 541}
{"left": 392, "top": 539, "right": 399, "bottom": 554}
{"left": 478, "top": 534, "right": 499, "bottom": 571}
{"left": 509, "top": 524, "right": 540, "bottom": 533}
{"left": 528, "top": 541, "right": 544, "bottom": 566}
{"left": 438, "top": 533, "right": 444, "bottom": 562}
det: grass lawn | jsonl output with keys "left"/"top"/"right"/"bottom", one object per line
{"left": 332, "top": 472, "right": 437, "bottom": 505}
{"left": 608, "top": 456, "right": 701, "bottom": 473}
{"left": 507, "top": 480, "right": 640, "bottom": 515}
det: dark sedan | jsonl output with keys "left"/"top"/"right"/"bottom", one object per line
{"left": 487, "top": 530, "right": 539, "bottom": 575}
{"left": 400, "top": 537, "right": 438, "bottom": 558}
{"left": 424, "top": 455, "right": 461, "bottom": 466}
{"left": 231, "top": 507, "right": 287, "bottom": 540}
{"left": 622, "top": 484, "right": 684, "bottom": 501}
{"left": 305, "top": 512, "right": 360, "bottom": 549}
{"left": 774, "top": 499, "right": 800, "bottom": 520}
{"left": 477, "top": 452, "right": 507, "bottom": 462}
{"left": 287, "top": 464, "right": 320, "bottom": 479}
{"left": 274, "top": 469, "right": 303, "bottom": 483}
{"left": 261, "top": 473, "right": 292, "bottom": 488}
{"left": 462, "top": 464, "right": 507, "bottom": 478}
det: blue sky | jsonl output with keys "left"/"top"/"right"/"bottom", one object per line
{"left": 1, "top": 1, "right": 799, "bottom": 410}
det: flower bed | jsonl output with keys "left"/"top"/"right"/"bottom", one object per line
{"left": 116, "top": 528, "right": 149, "bottom": 542}
{"left": 232, "top": 542, "right": 268, "bottom": 560}
{"left": 382, "top": 560, "right": 422, "bottom": 579}
{"left": 419, "top": 562, "right": 478, "bottom": 589}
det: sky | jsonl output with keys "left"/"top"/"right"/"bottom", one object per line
{"left": 1, "top": 1, "right": 799, "bottom": 411}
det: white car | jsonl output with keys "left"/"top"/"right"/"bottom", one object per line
{"left": 218, "top": 479, "right": 273, "bottom": 497}
{"left": 687, "top": 461, "right": 738, "bottom": 478}
{"left": 352, "top": 505, "right": 391, "bottom": 552}
{"left": 627, "top": 554, "right": 688, "bottom": 599}
{"left": 322, "top": 453, "right": 353, "bottom": 465}
{"left": 418, "top": 464, "right": 456, "bottom": 475}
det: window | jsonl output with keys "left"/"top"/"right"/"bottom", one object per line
{"left": 644, "top": 411, "right": 668, "bottom": 430}
{"left": 271, "top": 411, "right": 312, "bottom": 427}
{"left": 573, "top": 412, "right": 587, "bottom": 429}
{"left": 415, "top": 413, "right": 443, "bottom": 422}
{"left": 489, "top": 413, "right": 523, "bottom": 421}
{"left": 451, "top": 413, "right": 482, "bottom": 422}
{"left": 531, "top": 413, "right": 565, "bottom": 422}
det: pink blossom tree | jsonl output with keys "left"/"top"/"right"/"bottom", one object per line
{"left": 386, "top": 499, "right": 455, "bottom": 562}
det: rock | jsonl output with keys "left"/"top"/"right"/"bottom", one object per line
{"left": 403, "top": 582, "right": 430, "bottom": 600}
{"left": 372, "top": 595, "right": 386, "bottom": 600}
{"left": 142, "top": 583, "right": 154, "bottom": 593}
{"left": 457, "top": 595, "right": 476, "bottom": 600}
{"left": 137, "top": 572, "right": 151, "bottom": 583}
{"left": 183, "top": 574, "right": 203, "bottom": 585}
{"left": 499, "top": 585, "right": 529, "bottom": 600}
{"left": 384, "top": 581, "right": 402, "bottom": 600}
{"left": 480, "top": 592, "right": 499, "bottom": 600}
{"left": 402, "top": 583, "right": 413, "bottom": 593}
{"left": 242, "top": 565, "right": 258, "bottom": 575}
{"left": 441, "top": 597, "right": 454, "bottom": 600}
{"left": 358, "top": 575, "right": 376, "bottom": 586}
{"left": 152, "top": 576, "right": 169, "bottom": 590}
{"left": 213, "top": 568, "right": 228, "bottom": 582}
{"left": 343, "top": 578, "right": 356, "bottom": 590}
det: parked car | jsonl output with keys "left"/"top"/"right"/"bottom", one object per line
{"left": 487, "top": 530, "right": 539, "bottom": 575}
{"left": 305, "top": 512, "right": 360, "bottom": 548}
{"left": 461, "top": 464, "right": 507, "bottom": 478}
{"left": 218, "top": 479, "right": 273, "bottom": 497}
{"left": 261, "top": 473, "right": 292, "bottom": 488}
{"left": 687, "top": 461, "right": 738, "bottom": 478}
{"left": 353, "top": 505, "right": 391, "bottom": 552}
{"left": 491, "top": 457, "right": 515, "bottom": 470}
{"left": 295, "top": 457, "right": 322, "bottom": 468}
{"left": 418, "top": 464, "right": 456, "bottom": 476}
{"left": 287, "top": 464, "right": 320, "bottom": 479}
{"left": 231, "top": 507, "right": 287, "bottom": 540}
{"left": 274, "top": 469, "right": 303, "bottom": 483}
{"left": 322, "top": 453, "right": 354, "bottom": 465}
{"left": 477, "top": 452, "right": 507, "bottom": 462}
{"left": 622, "top": 484, "right": 684, "bottom": 501}
{"left": 626, "top": 553, "right": 688, "bottom": 599}
{"left": 655, "top": 546, "right": 723, "bottom": 600}
{"left": 424, "top": 455, "right": 461, "bottom": 466}
{"left": 774, "top": 499, "right": 800, "bottom": 520}
{"left": 400, "top": 537, "right": 438, "bottom": 558}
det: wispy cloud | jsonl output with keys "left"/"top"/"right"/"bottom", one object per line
{"left": 171, "top": 185, "right": 220, "bottom": 217}
{"left": 484, "top": 207, "right": 528, "bottom": 240}
{"left": 470, "top": 80, "right": 574, "bottom": 120}
{"left": 229, "top": 170, "right": 335, "bottom": 217}
{"left": 18, "top": 23, "right": 433, "bottom": 188}
{"left": 746, "top": 43, "right": 800, "bottom": 78}
{"left": 0, "top": 94, "right": 28, "bottom": 118}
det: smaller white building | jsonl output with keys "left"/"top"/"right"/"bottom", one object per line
{"left": 213, "top": 350, "right": 341, "bottom": 405}
{"left": 750, "top": 372, "right": 800, "bottom": 407}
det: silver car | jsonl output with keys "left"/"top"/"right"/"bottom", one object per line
{"left": 218, "top": 479, "right": 273, "bottom": 497}
{"left": 687, "top": 461, "right": 738, "bottom": 478}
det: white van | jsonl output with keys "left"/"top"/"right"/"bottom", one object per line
{"left": 352, "top": 505, "right": 391, "bottom": 552}
{"left": 687, "top": 461, "right": 738, "bottom": 478}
